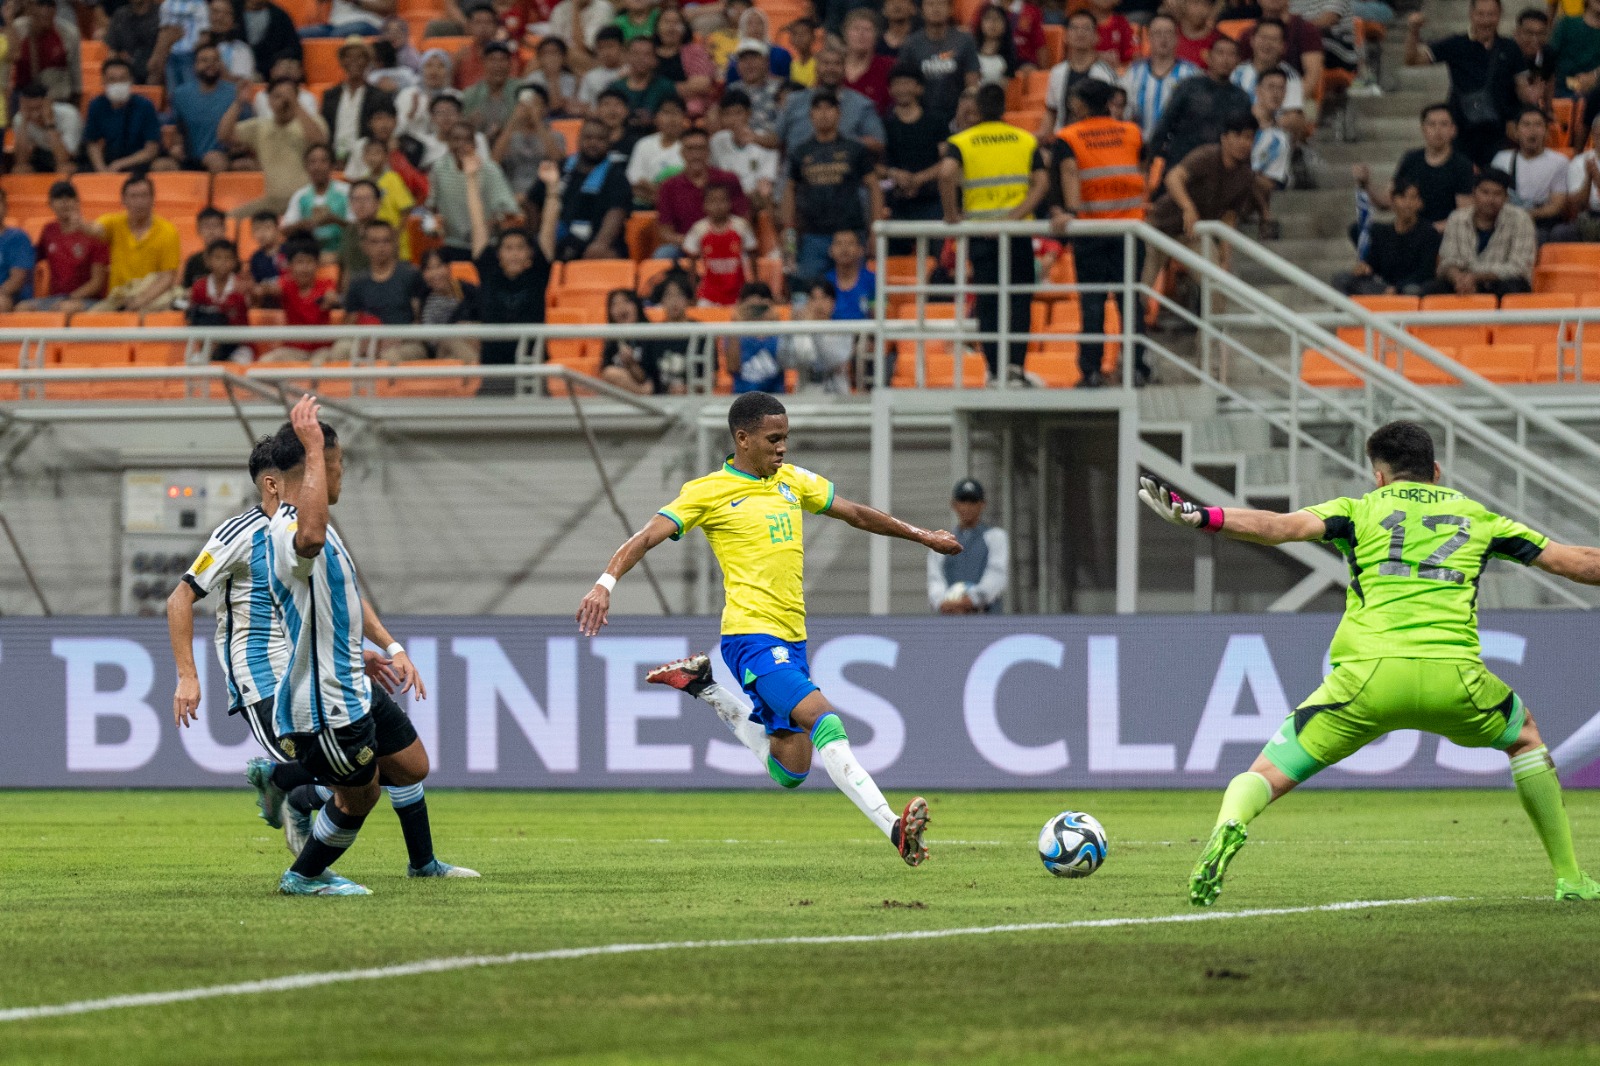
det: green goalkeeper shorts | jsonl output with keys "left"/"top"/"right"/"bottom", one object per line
{"left": 1263, "top": 658, "right": 1528, "bottom": 783}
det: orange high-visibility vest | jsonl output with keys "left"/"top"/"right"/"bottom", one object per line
{"left": 1057, "top": 117, "right": 1146, "bottom": 220}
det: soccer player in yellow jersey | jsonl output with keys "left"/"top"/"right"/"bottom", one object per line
{"left": 577, "top": 392, "right": 963, "bottom": 866}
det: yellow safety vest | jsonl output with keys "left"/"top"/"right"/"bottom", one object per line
{"left": 949, "top": 121, "right": 1037, "bottom": 219}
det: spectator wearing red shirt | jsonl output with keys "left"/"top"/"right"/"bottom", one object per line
{"left": 12, "top": 0, "right": 73, "bottom": 99}
{"left": 972, "top": 0, "right": 1047, "bottom": 70}
{"left": 186, "top": 238, "right": 253, "bottom": 361}
{"left": 683, "top": 184, "right": 757, "bottom": 306}
{"left": 1090, "top": 0, "right": 1138, "bottom": 66}
{"left": 260, "top": 240, "right": 339, "bottom": 361}
{"left": 1175, "top": 0, "right": 1221, "bottom": 67}
{"left": 21, "top": 181, "right": 109, "bottom": 312}
{"left": 843, "top": 9, "right": 897, "bottom": 113}
{"left": 653, "top": 128, "right": 750, "bottom": 257}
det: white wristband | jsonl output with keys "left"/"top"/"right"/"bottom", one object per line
{"left": 384, "top": 641, "right": 405, "bottom": 657}
{"left": 596, "top": 573, "right": 617, "bottom": 592}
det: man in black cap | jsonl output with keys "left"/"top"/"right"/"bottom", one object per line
{"left": 927, "top": 478, "right": 1009, "bottom": 613}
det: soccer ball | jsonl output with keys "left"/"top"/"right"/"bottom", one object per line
{"left": 1038, "top": 811, "right": 1108, "bottom": 878}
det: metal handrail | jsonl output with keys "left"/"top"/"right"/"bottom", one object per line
{"left": 1197, "top": 220, "right": 1600, "bottom": 468}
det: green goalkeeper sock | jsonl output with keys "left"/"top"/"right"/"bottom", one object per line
{"left": 1215, "top": 772, "right": 1273, "bottom": 829}
{"left": 1511, "top": 746, "right": 1582, "bottom": 882}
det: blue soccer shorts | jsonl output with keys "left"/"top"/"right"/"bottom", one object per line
{"left": 719, "top": 634, "right": 818, "bottom": 735}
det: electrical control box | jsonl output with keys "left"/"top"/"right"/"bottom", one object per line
{"left": 120, "top": 469, "right": 253, "bottom": 615}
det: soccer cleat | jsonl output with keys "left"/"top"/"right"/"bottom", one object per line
{"left": 277, "top": 870, "right": 371, "bottom": 896}
{"left": 1556, "top": 874, "right": 1600, "bottom": 901}
{"left": 645, "top": 653, "right": 713, "bottom": 698}
{"left": 408, "top": 859, "right": 482, "bottom": 878}
{"left": 1189, "top": 820, "right": 1248, "bottom": 907}
{"left": 284, "top": 806, "right": 312, "bottom": 857}
{"left": 890, "top": 796, "right": 930, "bottom": 867}
{"left": 245, "top": 757, "right": 286, "bottom": 829}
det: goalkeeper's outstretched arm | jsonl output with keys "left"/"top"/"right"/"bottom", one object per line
{"left": 1138, "top": 476, "right": 1324, "bottom": 546}
{"left": 1534, "top": 542, "right": 1600, "bottom": 586}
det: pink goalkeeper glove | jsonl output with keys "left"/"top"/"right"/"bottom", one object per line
{"left": 1137, "top": 475, "right": 1224, "bottom": 532}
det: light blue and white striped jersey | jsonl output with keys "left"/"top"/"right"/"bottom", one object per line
{"left": 183, "top": 506, "right": 291, "bottom": 711}
{"left": 1119, "top": 59, "right": 1200, "bottom": 140}
{"left": 1252, "top": 126, "right": 1291, "bottom": 187}
{"left": 267, "top": 503, "right": 371, "bottom": 735}
{"left": 1230, "top": 62, "right": 1305, "bottom": 113}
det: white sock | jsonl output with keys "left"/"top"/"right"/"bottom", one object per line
{"left": 699, "top": 682, "right": 770, "bottom": 764}
{"left": 817, "top": 738, "right": 896, "bottom": 838}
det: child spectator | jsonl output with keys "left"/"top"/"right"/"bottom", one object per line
{"left": 186, "top": 238, "right": 253, "bottom": 361}
{"left": 183, "top": 208, "right": 229, "bottom": 288}
{"left": 259, "top": 239, "right": 340, "bottom": 363}
{"left": 727, "top": 280, "right": 784, "bottom": 392}
{"left": 361, "top": 138, "right": 418, "bottom": 260}
{"left": 1089, "top": 0, "right": 1137, "bottom": 66}
{"left": 683, "top": 184, "right": 756, "bottom": 306}
{"left": 418, "top": 248, "right": 481, "bottom": 362}
{"left": 826, "top": 229, "right": 874, "bottom": 321}
{"left": 21, "top": 181, "right": 108, "bottom": 313}
{"left": 248, "top": 211, "right": 286, "bottom": 283}
{"left": 787, "top": 16, "right": 818, "bottom": 86}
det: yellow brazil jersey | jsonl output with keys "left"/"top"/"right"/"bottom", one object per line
{"left": 658, "top": 459, "right": 835, "bottom": 642}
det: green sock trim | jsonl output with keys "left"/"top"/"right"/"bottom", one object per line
{"left": 1513, "top": 755, "right": 1581, "bottom": 882}
{"left": 1216, "top": 771, "right": 1273, "bottom": 829}
{"left": 766, "top": 756, "right": 807, "bottom": 789}
{"left": 810, "top": 712, "right": 846, "bottom": 750}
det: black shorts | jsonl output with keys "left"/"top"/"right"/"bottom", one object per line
{"left": 282, "top": 715, "right": 380, "bottom": 787}
{"left": 371, "top": 685, "right": 420, "bottom": 758}
{"left": 239, "top": 696, "right": 294, "bottom": 764}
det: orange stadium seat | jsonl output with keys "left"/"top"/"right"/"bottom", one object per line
{"left": 892, "top": 337, "right": 986, "bottom": 388}
{"left": 1300, "top": 347, "right": 1366, "bottom": 388}
{"left": 1534, "top": 340, "right": 1600, "bottom": 382}
{"left": 0, "top": 310, "right": 66, "bottom": 368}
{"left": 2, "top": 173, "right": 60, "bottom": 208}
{"left": 1395, "top": 343, "right": 1460, "bottom": 385}
{"left": 1495, "top": 292, "right": 1576, "bottom": 348}
{"left": 449, "top": 261, "right": 479, "bottom": 285}
{"left": 1217, "top": 18, "right": 1257, "bottom": 41}
{"left": 375, "top": 359, "right": 479, "bottom": 398}
{"left": 559, "top": 258, "right": 636, "bottom": 295}
{"left": 1455, "top": 342, "right": 1536, "bottom": 384}
{"left": 71, "top": 173, "right": 125, "bottom": 205}
{"left": 1042, "top": 24, "right": 1063, "bottom": 65}
{"left": 625, "top": 210, "right": 658, "bottom": 261}
{"left": 277, "top": 0, "right": 324, "bottom": 26}
{"left": 1535, "top": 264, "right": 1600, "bottom": 295}
{"left": 302, "top": 38, "right": 346, "bottom": 85}
{"left": 1540, "top": 242, "right": 1600, "bottom": 268}
{"left": 421, "top": 36, "right": 472, "bottom": 57}
{"left": 211, "top": 172, "right": 266, "bottom": 214}
{"left": 1350, "top": 294, "right": 1419, "bottom": 314}
{"left": 550, "top": 118, "right": 582, "bottom": 149}
{"left": 150, "top": 171, "right": 212, "bottom": 211}
{"left": 1410, "top": 294, "right": 1493, "bottom": 350}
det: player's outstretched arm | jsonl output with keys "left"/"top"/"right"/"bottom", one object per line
{"left": 290, "top": 395, "right": 329, "bottom": 559}
{"left": 824, "top": 496, "right": 962, "bottom": 555}
{"left": 165, "top": 581, "right": 201, "bottom": 728}
{"left": 577, "top": 513, "right": 680, "bottom": 636}
{"left": 1138, "top": 475, "right": 1323, "bottom": 545}
{"left": 1533, "top": 542, "right": 1600, "bottom": 586}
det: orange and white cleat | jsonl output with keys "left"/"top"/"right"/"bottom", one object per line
{"left": 891, "top": 796, "right": 930, "bottom": 867}
{"left": 645, "top": 653, "right": 713, "bottom": 697}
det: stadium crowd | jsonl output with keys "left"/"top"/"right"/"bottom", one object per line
{"left": 0, "top": 0, "right": 1402, "bottom": 392}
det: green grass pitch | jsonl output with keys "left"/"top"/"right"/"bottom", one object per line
{"left": 7, "top": 788, "right": 1600, "bottom": 1065}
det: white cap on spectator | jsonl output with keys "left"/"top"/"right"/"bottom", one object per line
{"left": 734, "top": 38, "right": 769, "bottom": 57}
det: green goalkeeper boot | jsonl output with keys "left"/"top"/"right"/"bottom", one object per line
{"left": 1556, "top": 874, "right": 1600, "bottom": 901}
{"left": 1189, "top": 820, "right": 1248, "bottom": 907}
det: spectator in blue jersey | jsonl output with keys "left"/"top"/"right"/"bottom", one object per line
{"left": 0, "top": 189, "right": 37, "bottom": 312}
{"left": 1119, "top": 14, "right": 1200, "bottom": 142}
{"left": 1251, "top": 68, "right": 1292, "bottom": 204}
{"left": 727, "top": 281, "right": 785, "bottom": 393}
{"left": 825, "top": 229, "right": 874, "bottom": 321}
{"left": 927, "top": 479, "right": 1008, "bottom": 614}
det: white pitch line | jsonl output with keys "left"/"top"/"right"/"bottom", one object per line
{"left": 0, "top": 896, "right": 1465, "bottom": 1025}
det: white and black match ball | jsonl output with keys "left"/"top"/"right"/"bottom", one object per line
{"left": 1038, "top": 811, "right": 1108, "bottom": 878}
